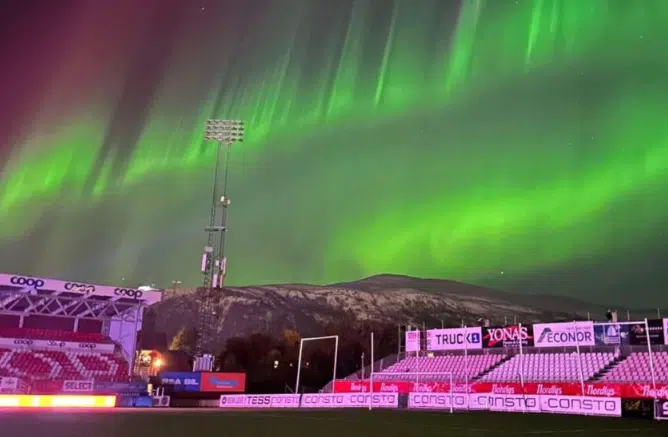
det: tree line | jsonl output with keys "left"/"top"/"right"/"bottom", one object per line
{"left": 167, "top": 321, "right": 399, "bottom": 393}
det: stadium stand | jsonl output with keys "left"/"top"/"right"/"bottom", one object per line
{"left": 0, "top": 273, "right": 162, "bottom": 393}
{"left": 375, "top": 354, "right": 506, "bottom": 381}
{"left": 600, "top": 351, "right": 668, "bottom": 383}
{"left": 479, "top": 352, "right": 617, "bottom": 382}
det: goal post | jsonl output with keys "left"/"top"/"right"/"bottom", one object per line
{"left": 295, "top": 335, "right": 339, "bottom": 394}
{"left": 369, "top": 371, "right": 454, "bottom": 412}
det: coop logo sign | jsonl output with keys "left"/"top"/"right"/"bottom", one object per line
{"left": 64, "top": 282, "right": 96, "bottom": 294}
{"left": 219, "top": 394, "right": 301, "bottom": 409}
{"left": 300, "top": 393, "right": 398, "bottom": 408}
{"left": 77, "top": 343, "right": 97, "bottom": 349}
{"left": 47, "top": 341, "right": 66, "bottom": 348}
{"left": 13, "top": 339, "right": 33, "bottom": 346}
{"left": 534, "top": 322, "right": 595, "bottom": 347}
{"left": 114, "top": 288, "right": 143, "bottom": 299}
{"left": 10, "top": 276, "right": 45, "bottom": 288}
{"left": 426, "top": 327, "right": 482, "bottom": 351}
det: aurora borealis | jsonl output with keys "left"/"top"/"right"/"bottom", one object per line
{"left": 1, "top": 0, "right": 667, "bottom": 306}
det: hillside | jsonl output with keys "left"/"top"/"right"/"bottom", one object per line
{"left": 148, "top": 274, "right": 603, "bottom": 351}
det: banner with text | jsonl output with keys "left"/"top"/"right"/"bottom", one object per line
{"left": 219, "top": 394, "right": 301, "bottom": 408}
{"left": 426, "top": 327, "right": 482, "bottom": 351}
{"left": 200, "top": 372, "right": 246, "bottom": 393}
{"left": 407, "top": 393, "right": 619, "bottom": 417}
{"left": 62, "top": 380, "right": 94, "bottom": 392}
{"left": 158, "top": 372, "right": 202, "bottom": 392}
{"left": 533, "top": 322, "right": 595, "bottom": 348}
{"left": 300, "top": 393, "right": 398, "bottom": 409}
{"left": 594, "top": 323, "right": 629, "bottom": 346}
{"left": 664, "top": 319, "right": 668, "bottom": 346}
{"left": 0, "top": 337, "right": 114, "bottom": 353}
{"left": 405, "top": 330, "right": 420, "bottom": 352}
{"left": 628, "top": 319, "right": 665, "bottom": 346}
{"left": 333, "top": 379, "right": 668, "bottom": 400}
{"left": 482, "top": 325, "right": 533, "bottom": 348}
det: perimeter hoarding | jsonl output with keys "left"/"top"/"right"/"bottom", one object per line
{"left": 158, "top": 372, "right": 202, "bottom": 392}
{"left": 0, "top": 395, "right": 116, "bottom": 408}
{"left": 426, "top": 327, "right": 482, "bottom": 351}
{"left": 664, "top": 318, "right": 668, "bottom": 345}
{"left": 407, "top": 393, "right": 621, "bottom": 417}
{"left": 219, "top": 394, "right": 301, "bottom": 408}
{"left": 200, "top": 372, "right": 246, "bottom": 393}
{"left": 533, "top": 322, "right": 595, "bottom": 348}
{"left": 300, "top": 393, "right": 399, "bottom": 408}
{"left": 482, "top": 325, "right": 533, "bottom": 348}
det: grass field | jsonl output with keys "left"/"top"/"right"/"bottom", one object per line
{"left": 0, "top": 409, "right": 664, "bottom": 437}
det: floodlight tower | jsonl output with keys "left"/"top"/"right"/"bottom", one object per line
{"left": 194, "top": 119, "right": 245, "bottom": 368}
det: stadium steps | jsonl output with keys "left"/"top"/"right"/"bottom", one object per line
{"left": 472, "top": 354, "right": 513, "bottom": 381}
{"left": 591, "top": 354, "right": 626, "bottom": 381}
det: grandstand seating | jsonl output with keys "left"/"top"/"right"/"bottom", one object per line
{"left": 376, "top": 354, "right": 506, "bottom": 381}
{"left": 480, "top": 352, "right": 617, "bottom": 382}
{"left": 0, "top": 348, "right": 128, "bottom": 381}
{"left": 600, "top": 351, "right": 668, "bottom": 383}
{"left": 0, "top": 327, "right": 106, "bottom": 343}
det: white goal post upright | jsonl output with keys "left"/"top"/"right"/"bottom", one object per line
{"left": 295, "top": 335, "right": 339, "bottom": 394}
{"left": 368, "top": 371, "right": 454, "bottom": 412}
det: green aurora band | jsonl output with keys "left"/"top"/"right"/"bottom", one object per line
{"left": 1, "top": 0, "right": 667, "bottom": 305}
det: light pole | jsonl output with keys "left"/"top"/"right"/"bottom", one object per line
{"left": 194, "top": 119, "right": 245, "bottom": 369}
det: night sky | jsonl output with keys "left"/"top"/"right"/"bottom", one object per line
{"left": 1, "top": 0, "right": 667, "bottom": 307}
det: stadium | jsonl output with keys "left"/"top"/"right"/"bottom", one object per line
{"left": 0, "top": 271, "right": 666, "bottom": 435}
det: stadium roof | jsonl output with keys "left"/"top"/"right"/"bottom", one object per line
{"left": 0, "top": 272, "right": 161, "bottom": 320}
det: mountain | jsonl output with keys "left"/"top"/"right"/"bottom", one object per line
{"left": 148, "top": 274, "right": 607, "bottom": 352}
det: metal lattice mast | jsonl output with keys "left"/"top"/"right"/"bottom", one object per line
{"left": 195, "top": 120, "right": 245, "bottom": 363}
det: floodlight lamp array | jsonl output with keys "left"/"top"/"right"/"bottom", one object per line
{"left": 204, "top": 120, "right": 245, "bottom": 142}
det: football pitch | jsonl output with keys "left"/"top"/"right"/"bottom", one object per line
{"left": 1, "top": 409, "right": 664, "bottom": 437}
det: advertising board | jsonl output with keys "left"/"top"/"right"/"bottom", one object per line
{"left": 0, "top": 273, "right": 161, "bottom": 304}
{"left": 159, "top": 372, "right": 202, "bottom": 392}
{"left": 0, "top": 395, "right": 116, "bottom": 408}
{"left": 538, "top": 395, "right": 621, "bottom": 417}
{"left": 482, "top": 325, "right": 533, "bottom": 348}
{"left": 200, "top": 372, "right": 246, "bottom": 393}
{"left": 406, "top": 393, "right": 620, "bottom": 416}
{"left": 655, "top": 399, "right": 668, "bottom": 420}
{"left": 62, "top": 380, "right": 94, "bottom": 392}
{"left": 593, "top": 323, "right": 628, "bottom": 346}
{"left": 405, "top": 330, "right": 420, "bottom": 352}
{"left": 664, "top": 318, "right": 668, "bottom": 346}
{"left": 407, "top": 392, "right": 467, "bottom": 410}
{"left": 300, "top": 393, "right": 398, "bottom": 408}
{"left": 0, "top": 337, "right": 114, "bottom": 353}
{"left": 426, "top": 327, "right": 482, "bottom": 351}
{"left": 533, "top": 322, "right": 595, "bottom": 348}
{"left": 93, "top": 380, "right": 147, "bottom": 395}
{"left": 628, "top": 319, "right": 665, "bottom": 346}
{"left": 219, "top": 394, "right": 301, "bottom": 408}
